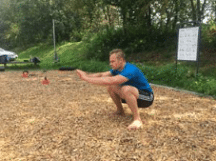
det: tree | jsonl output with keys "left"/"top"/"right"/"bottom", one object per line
{"left": 190, "top": 0, "right": 207, "bottom": 25}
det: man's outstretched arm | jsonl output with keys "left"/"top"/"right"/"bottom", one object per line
{"left": 87, "top": 72, "right": 102, "bottom": 77}
{"left": 86, "top": 75, "right": 128, "bottom": 86}
{"left": 78, "top": 70, "right": 112, "bottom": 78}
{"left": 76, "top": 69, "right": 128, "bottom": 86}
{"left": 87, "top": 71, "right": 112, "bottom": 78}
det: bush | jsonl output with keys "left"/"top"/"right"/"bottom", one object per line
{"left": 201, "top": 21, "right": 216, "bottom": 49}
{"left": 82, "top": 24, "right": 178, "bottom": 63}
{"left": 84, "top": 27, "right": 125, "bottom": 61}
{"left": 70, "top": 31, "right": 82, "bottom": 42}
{"left": 136, "top": 63, "right": 158, "bottom": 82}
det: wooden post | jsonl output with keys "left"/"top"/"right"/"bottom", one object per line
{"left": 53, "top": 19, "right": 57, "bottom": 61}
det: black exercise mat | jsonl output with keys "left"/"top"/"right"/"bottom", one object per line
{"left": 59, "top": 67, "right": 76, "bottom": 71}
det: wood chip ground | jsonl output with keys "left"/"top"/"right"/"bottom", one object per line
{"left": 0, "top": 70, "right": 215, "bottom": 161}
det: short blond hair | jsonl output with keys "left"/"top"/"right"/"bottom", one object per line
{"left": 109, "top": 49, "right": 125, "bottom": 60}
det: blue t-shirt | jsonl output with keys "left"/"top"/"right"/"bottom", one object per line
{"left": 110, "top": 62, "right": 153, "bottom": 93}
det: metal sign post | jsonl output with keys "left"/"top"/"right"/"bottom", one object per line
{"left": 53, "top": 19, "right": 58, "bottom": 63}
{"left": 176, "top": 21, "right": 201, "bottom": 78}
{"left": 196, "top": 23, "right": 202, "bottom": 77}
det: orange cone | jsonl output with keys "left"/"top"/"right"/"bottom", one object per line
{"left": 42, "top": 77, "right": 50, "bottom": 85}
{"left": 22, "top": 71, "right": 28, "bottom": 78}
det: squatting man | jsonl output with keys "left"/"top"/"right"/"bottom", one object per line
{"left": 76, "top": 49, "right": 154, "bottom": 130}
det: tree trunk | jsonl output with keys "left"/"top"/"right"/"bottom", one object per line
{"left": 117, "top": 7, "right": 120, "bottom": 27}
{"left": 201, "top": 0, "right": 207, "bottom": 21}
{"left": 190, "top": 0, "right": 197, "bottom": 23}
{"left": 101, "top": 4, "right": 109, "bottom": 31}
{"left": 173, "top": 0, "right": 179, "bottom": 31}
{"left": 215, "top": 2, "right": 216, "bottom": 21}
{"left": 197, "top": 0, "right": 201, "bottom": 22}
{"left": 107, "top": 5, "right": 112, "bottom": 28}
{"left": 121, "top": 7, "right": 127, "bottom": 35}
{"left": 160, "top": 15, "right": 163, "bottom": 33}
{"left": 147, "top": 5, "right": 151, "bottom": 27}
{"left": 165, "top": 8, "right": 170, "bottom": 32}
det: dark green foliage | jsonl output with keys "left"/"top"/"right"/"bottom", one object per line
{"left": 84, "top": 26, "right": 177, "bottom": 62}
{"left": 137, "top": 63, "right": 216, "bottom": 96}
{"left": 137, "top": 63, "right": 188, "bottom": 84}
{"left": 201, "top": 22, "right": 216, "bottom": 49}
{"left": 84, "top": 27, "right": 124, "bottom": 61}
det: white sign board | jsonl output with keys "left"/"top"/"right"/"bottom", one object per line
{"left": 177, "top": 27, "right": 199, "bottom": 61}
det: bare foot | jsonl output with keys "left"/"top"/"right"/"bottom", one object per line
{"left": 127, "top": 120, "right": 143, "bottom": 130}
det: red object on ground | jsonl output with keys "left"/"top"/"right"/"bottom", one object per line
{"left": 22, "top": 73, "right": 28, "bottom": 78}
{"left": 42, "top": 77, "right": 50, "bottom": 85}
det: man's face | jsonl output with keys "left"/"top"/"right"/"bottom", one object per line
{"left": 109, "top": 54, "right": 122, "bottom": 70}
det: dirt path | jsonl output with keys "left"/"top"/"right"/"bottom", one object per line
{"left": 0, "top": 70, "right": 215, "bottom": 161}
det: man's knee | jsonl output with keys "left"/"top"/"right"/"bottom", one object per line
{"left": 107, "top": 85, "right": 123, "bottom": 98}
{"left": 121, "top": 86, "right": 139, "bottom": 99}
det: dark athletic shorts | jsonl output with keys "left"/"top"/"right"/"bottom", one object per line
{"left": 121, "top": 89, "right": 154, "bottom": 108}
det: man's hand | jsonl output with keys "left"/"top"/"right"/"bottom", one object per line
{"left": 76, "top": 69, "right": 88, "bottom": 81}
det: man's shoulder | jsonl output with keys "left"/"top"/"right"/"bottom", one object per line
{"left": 126, "top": 62, "right": 137, "bottom": 67}
{"left": 125, "top": 62, "right": 139, "bottom": 71}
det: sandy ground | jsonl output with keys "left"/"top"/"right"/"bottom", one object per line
{"left": 0, "top": 70, "right": 216, "bottom": 161}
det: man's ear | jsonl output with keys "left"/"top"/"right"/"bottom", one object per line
{"left": 118, "top": 57, "right": 123, "bottom": 62}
